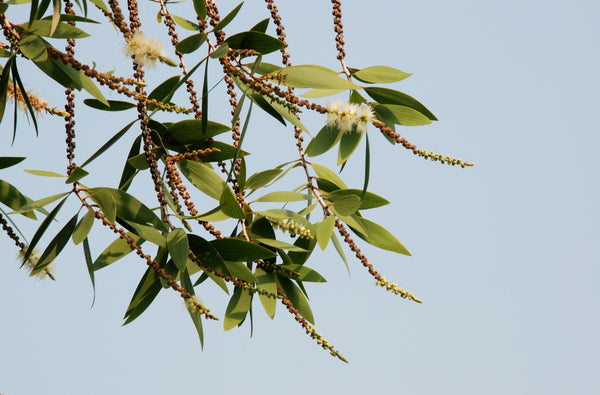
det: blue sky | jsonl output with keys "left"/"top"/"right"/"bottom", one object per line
{"left": 1, "top": 1, "right": 598, "bottom": 394}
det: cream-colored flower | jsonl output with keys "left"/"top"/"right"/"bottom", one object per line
{"left": 7, "top": 83, "right": 48, "bottom": 115}
{"left": 18, "top": 247, "right": 55, "bottom": 280}
{"left": 325, "top": 100, "right": 374, "bottom": 133}
{"left": 124, "top": 31, "right": 169, "bottom": 68}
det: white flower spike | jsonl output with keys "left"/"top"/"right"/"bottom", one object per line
{"left": 124, "top": 31, "right": 169, "bottom": 68}
{"left": 325, "top": 100, "right": 374, "bottom": 133}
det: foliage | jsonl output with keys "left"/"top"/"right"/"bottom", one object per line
{"left": 0, "top": 0, "right": 472, "bottom": 362}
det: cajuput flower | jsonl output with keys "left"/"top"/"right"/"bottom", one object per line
{"left": 123, "top": 31, "right": 175, "bottom": 68}
{"left": 7, "top": 83, "right": 48, "bottom": 115}
{"left": 325, "top": 100, "right": 374, "bottom": 133}
{"left": 18, "top": 247, "right": 55, "bottom": 280}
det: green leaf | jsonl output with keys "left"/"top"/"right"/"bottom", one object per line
{"left": 338, "top": 129, "right": 363, "bottom": 165}
{"left": 325, "top": 189, "right": 389, "bottom": 210}
{"left": 223, "top": 286, "right": 252, "bottom": 330}
{"left": 210, "top": 238, "right": 276, "bottom": 262}
{"left": 287, "top": 236, "right": 317, "bottom": 266}
{"left": 210, "top": 43, "right": 229, "bottom": 59}
{"left": 305, "top": 125, "right": 342, "bottom": 157}
{"left": 219, "top": 187, "right": 245, "bottom": 219}
{"left": 255, "top": 191, "right": 310, "bottom": 203}
{"left": 0, "top": 56, "right": 13, "bottom": 124}
{"left": 224, "top": 31, "right": 284, "bottom": 55}
{"left": 65, "top": 167, "right": 89, "bottom": 183}
{"left": 171, "top": 14, "right": 200, "bottom": 31}
{"left": 276, "top": 275, "right": 314, "bottom": 324}
{"left": 124, "top": 221, "right": 166, "bottom": 248}
{"left": 374, "top": 103, "right": 432, "bottom": 126}
{"left": 162, "top": 119, "right": 230, "bottom": 146}
{"left": 31, "top": 213, "right": 78, "bottom": 276}
{"left": 330, "top": 233, "right": 350, "bottom": 274}
{"left": 148, "top": 76, "right": 179, "bottom": 102}
{"left": 188, "top": 234, "right": 253, "bottom": 282}
{"left": 179, "top": 160, "right": 225, "bottom": 200}
{"left": 19, "top": 34, "right": 47, "bottom": 62}
{"left": 87, "top": 188, "right": 116, "bottom": 224}
{"left": 234, "top": 77, "right": 308, "bottom": 132}
{"left": 247, "top": 92, "right": 285, "bottom": 125}
{"left": 175, "top": 32, "right": 207, "bottom": 53}
{"left": 118, "top": 135, "right": 141, "bottom": 191}
{"left": 22, "top": 19, "right": 90, "bottom": 38}
{"left": 214, "top": 2, "right": 243, "bottom": 31}
{"left": 167, "top": 228, "right": 189, "bottom": 273}
{"left": 193, "top": 0, "right": 206, "bottom": 19}
{"left": 89, "top": 0, "right": 109, "bottom": 12}
{"left": 83, "top": 99, "right": 135, "bottom": 111}
{"left": 180, "top": 269, "right": 204, "bottom": 347}
{"left": 34, "top": 56, "right": 108, "bottom": 105}
{"left": 93, "top": 232, "right": 143, "bottom": 271}
{"left": 126, "top": 148, "right": 163, "bottom": 170}
{"left": 310, "top": 163, "right": 347, "bottom": 189}
{"left": 266, "top": 65, "right": 361, "bottom": 90}
{"left": 245, "top": 169, "right": 283, "bottom": 190}
{"left": 350, "top": 217, "right": 411, "bottom": 256}
{"left": 81, "top": 121, "right": 136, "bottom": 168}
{"left": 0, "top": 157, "right": 25, "bottom": 169}
{"left": 0, "top": 179, "right": 36, "bottom": 219}
{"left": 301, "top": 88, "right": 346, "bottom": 98}
{"left": 244, "top": 61, "right": 282, "bottom": 75}
{"left": 315, "top": 216, "right": 335, "bottom": 250}
{"left": 10, "top": 192, "right": 69, "bottom": 213}
{"left": 82, "top": 237, "right": 95, "bottom": 306}
{"left": 123, "top": 267, "right": 161, "bottom": 325}
{"left": 24, "top": 169, "right": 64, "bottom": 177}
{"left": 255, "top": 268, "right": 276, "bottom": 318}
{"left": 331, "top": 195, "right": 361, "bottom": 216}
{"left": 254, "top": 238, "right": 308, "bottom": 252}
{"left": 21, "top": 196, "right": 68, "bottom": 264}
{"left": 280, "top": 264, "right": 326, "bottom": 283}
{"left": 72, "top": 209, "right": 94, "bottom": 245}
{"left": 88, "top": 187, "right": 166, "bottom": 231}
{"left": 250, "top": 18, "right": 269, "bottom": 33}
{"left": 352, "top": 66, "right": 411, "bottom": 84}
{"left": 365, "top": 87, "right": 437, "bottom": 121}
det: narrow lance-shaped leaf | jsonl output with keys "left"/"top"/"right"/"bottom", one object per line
{"left": 0, "top": 179, "right": 37, "bottom": 219}
{"left": 350, "top": 217, "right": 411, "bottom": 256}
{"left": 93, "top": 233, "right": 144, "bottom": 271}
{"left": 315, "top": 215, "right": 335, "bottom": 250}
{"left": 180, "top": 269, "right": 205, "bottom": 347}
{"left": 351, "top": 66, "right": 412, "bottom": 84}
{"left": 123, "top": 267, "right": 162, "bottom": 325}
{"left": 276, "top": 275, "right": 314, "bottom": 324}
{"left": 255, "top": 268, "right": 277, "bottom": 318}
{"left": 167, "top": 228, "right": 189, "bottom": 272}
{"left": 21, "top": 196, "right": 68, "bottom": 265}
{"left": 245, "top": 168, "right": 283, "bottom": 190}
{"left": 72, "top": 209, "right": 94, "bottom": 245}
{"left": 0, "top": 157, "right": 26, "bottom": 169}
{"left": 0, "top": 56, "right": 14, "bottom": 124}
{"left": 224, "top": 286, "right": 252, "bottom": 331}
{"left": 82, "top": 237, "right": 95, "bottom": 306}
{"left": 214, "top": 2, "right": 243, "bottom": 31}
{"left": 31, "top": 213, "right": 79, "bottom": 276}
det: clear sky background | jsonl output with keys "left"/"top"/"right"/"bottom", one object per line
{"left": 1, "top": 1, "right": 598, "bottom": 394}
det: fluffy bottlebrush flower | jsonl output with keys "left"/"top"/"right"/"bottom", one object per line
{"left": 123, "top": 31, "right": 173, "bottom": 68}
{"left": 7, "top": 83, "right": 48, "bottom": 115}
{"left": 18, "top": 247, "right": 55, "bottom": 280}
{"left": 325, "top": 100, "right": 374, "bottom": 133}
